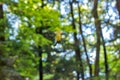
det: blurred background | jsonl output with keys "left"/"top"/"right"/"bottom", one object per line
{"left": 0, "top": 0, "right": 120, "bottom": 80}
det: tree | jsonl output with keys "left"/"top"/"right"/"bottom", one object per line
{"left": 0, "top": 0, "right": 120, "bottom": 80}
{"left": 0, "top": 2, "right": 24, "bottom": 80}
{"left": 69, "top": 1, "right": 84, "bottom": 80}
{"left": 92, "top": 0, "right": 101, "bottom": 77}
{"left": 77, "top": 2, "right": 92, "bottom": 78}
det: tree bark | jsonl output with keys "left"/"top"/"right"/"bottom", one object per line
{"left": 69, "top": 1, "right": 84, "bottom": 80}
{"left": 0, "top": 4, "right": 5, "bottom": 41}
{"left": 77, "top": 2, "right": 92, "bottom": 78}
{"left": 92, "top": 1, "right": 109, "bottom": 79}
{"left": 0, "top": 4, "right": 3, "bottom": 18}
{"left": 38, "top": 0, "right": 45, "bottom": 80}
{"left": 101, "top": 30, "right": 109, "bottom": 80}
{"left": 0, "top": 3, "right": 5, "bottom": 67}
{"left": 38, "top": 46, "right": 43, "bottom": 80}
{"left": 92, "top": 0, "right": 101, "bottom": 77}
{"left": 116, "top": 0, "right": 120, "bottom": 19}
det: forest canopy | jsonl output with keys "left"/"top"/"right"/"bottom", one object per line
{"left": 0, "top": 0, "right": 120, "bottom": 80}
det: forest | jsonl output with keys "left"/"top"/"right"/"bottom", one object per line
{"left": 0, "top": 0, "right": 120, "bottom": 80}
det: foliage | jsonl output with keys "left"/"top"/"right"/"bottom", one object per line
{"left": 0, "top": 0, "right": 120, "bottom": 80}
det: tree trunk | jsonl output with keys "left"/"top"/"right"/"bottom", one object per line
{"left": 100, "top": 27, "right": 109, "bottom": 80}
{"left": 0, "top": 4, "right": 5, "bottom": 41}
{"left": 77, "top": 2, "right": 92, "bottom": 78}
{"left": 0, "top": 3, "right": 5, "bottom": 67}
{"left": 38, "top": 46, "right": 43, "bottom": 80}
{"left": 92, "top": 0, "right": 101, "bottom": 77}
{"left": 92, "top": 0, "right": 109, "bottom": 79}
{"left": 116, "top": 0, "right": 120, "bottom": 19}
{"left": 38, "top": 0, "right": 45, "bottom": 80}
{"left": 69, "top": 1, "right": 84, "bottom": 80}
